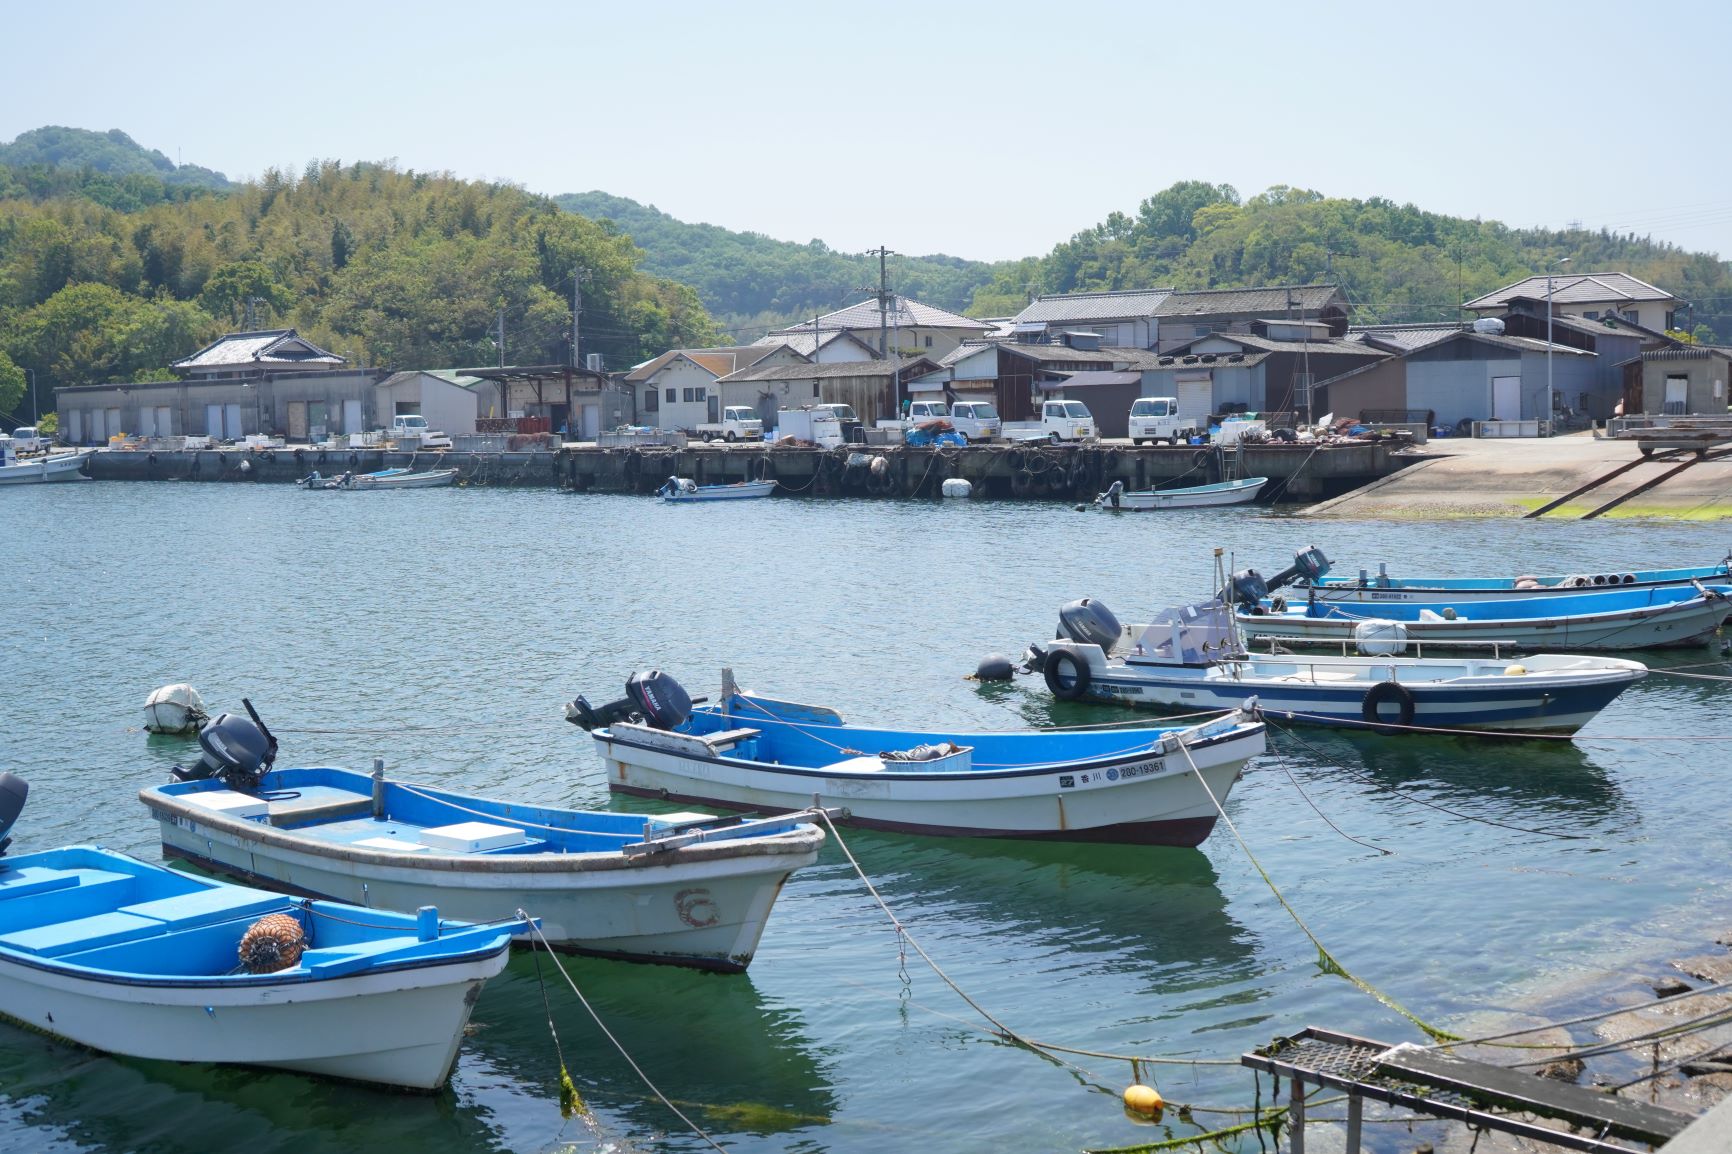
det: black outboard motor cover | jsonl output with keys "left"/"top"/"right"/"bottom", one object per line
{"left": 1290, "top": 545, "right": 1330, "bottom": 584}
{"left": 175, "top": 710, "right": 276, "bottom": 790}
{"left": 1226, "top": 569, "right": 1270, "bottom": 608}
{"left": 627, "top": 670, "right": 692, "bottom": 730}
{"left": 1057, "top": 598, "right": 1122, "bottom": 651}
{"left": 568, "top": 670, "right": 694, "bottom": 731}
{"left": 0, "top": 772, "right": 27, "bottom": 856}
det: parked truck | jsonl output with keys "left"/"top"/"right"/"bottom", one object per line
{"left": 1003, "top": 399, "right": 1097, "bottom": 443}
{"left": 1127, "top": 397, "right": 1200, "bottom": 445}
{"left": 811, "top": 403, "right": 864, "bottom": 444}
{"left": 389, "top": 414, "right": 453, "bottom": 449}
{"left": 695, "top": 406, "right": 764, "bottom": 442}
{"left": 9, "top": 426, "right": 46, "bottom": 454}
{"left": 775, "top": 407, "right": 843, "bottom": 447}
{"left": 946, "top": 400, "right": 1001, "bottom": 442}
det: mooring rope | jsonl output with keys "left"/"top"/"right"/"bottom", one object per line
{"left": 1172, "top": 740, "right": 1459, "bottom": 1042}
{"left": 519, "top": 913, "right": 726, "bottom": 1151}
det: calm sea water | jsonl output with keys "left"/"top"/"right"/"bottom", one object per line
{"left": 0, "top": 482, "right": 1728, "bottom": 1154}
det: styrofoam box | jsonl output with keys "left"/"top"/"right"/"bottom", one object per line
{"left": 354, "top": 836, "right": 432, "bottom": 853}
{"left": 184, "top": 790, "right": 269, "bottom": 819}
{"left": 418, "top": 821, "right": 525, "bottom": 852}
{"left": 646, "top": 811, "right": 720, "bottom": 830}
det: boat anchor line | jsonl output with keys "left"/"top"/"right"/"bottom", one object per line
{"left": 1171, "top": 740, "right": 1460, "bottom": 1044}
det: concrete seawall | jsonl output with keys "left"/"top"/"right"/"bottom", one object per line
{"left": 83, "top": 439, "right": 1402, "bottom": 502}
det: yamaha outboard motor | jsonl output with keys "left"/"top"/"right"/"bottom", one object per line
{"left": 0, "top": 772, "right": 27, "bottom": 857}
{"left": 170, "top": 698, "right": 278, "bottom": 792}
{"left": 1224, "top": 546, "right": 1331, "bottom": 608}
{"left": 566, "top": 671, "right": 693, "bottom": 732}
{"left": 1057, "top": 598, "right": 1122, "bottom": 651}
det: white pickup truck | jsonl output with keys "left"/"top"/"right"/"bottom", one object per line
{"left": 1127, "top": 397, "right": 1200, "bottom": 445}
{"left": 390, "top": 414, "right": 453, "bottom": 449}
{"left": 696, "top": 406, "right": 764, "bottom": 442}
{"left": 1004, "top": 400, "right": 1097, "bottom": 443}
{"left": 947, "top": 401, "right": 1001, "bottom": 442}
{"left": 10, "top": 426, "right": 46, "bottom": 454}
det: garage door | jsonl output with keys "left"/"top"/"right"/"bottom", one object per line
{"left": 1176, "top": 378, "right": 1213, "bottom": 420}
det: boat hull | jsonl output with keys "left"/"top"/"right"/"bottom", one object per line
{"left": 142, "top": 772, "right": 823, "bottom": 972}
{"left": 1056, "top": 651, "right": 1645, "bottom": 734}
{"left": 593, "top": 722, "right": 1260, "bottom": 847}
{"left": 1303, "top": 560, "right": 1732, "bottom": 603}
{"left": 660, "top": 479, "right": 776, "bottom": 502}
{"left": 1097, "top": 477, "right": 1267, "bottom": 510}
{"left": 0, "top": 952, "right": 499, "bottom": 1089}
{"left": 0, "top": 452, "right": 89, "bottom": 484}
{"left": 1238, "top": 590, "right": 1732, "bottom": 651}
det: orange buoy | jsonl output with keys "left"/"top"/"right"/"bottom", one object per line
{"left": 1122, "top": 1084, "right": 1164, "bottom": 1120}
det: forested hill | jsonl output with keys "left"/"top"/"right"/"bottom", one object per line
{"left": 557, "top": 191, "right": 996, "bottom": 340}
{"left": 0, "top": 153, "right": 723, "bottom": 421}
{"left": 565, "top": 182, "right": 1732, "bottom": 345}
{"left": 0, "top": 126, "right": 232, "bottom": 191}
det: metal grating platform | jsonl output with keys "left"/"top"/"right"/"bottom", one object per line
{"left": 1243, "top": 1027, "right": 1695, "bottom": 1154}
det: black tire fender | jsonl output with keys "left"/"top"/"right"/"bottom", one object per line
{"left": 349, "top": 453, "right": 360, "bottom": 467}
{"left": 1044, "top": 649, "right": 1092, "bottom": 701}
{"left": 1010, "top": 468, "right": 1034, "bottom": 497}
{"left": 1361, "top": 680, "right": 1416, "bottom": 732}
{"left": 1192, "top": 448, "right": 1210, "bottom": 468}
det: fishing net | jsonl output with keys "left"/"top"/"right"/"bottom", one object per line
{"left": 238, "top": 913, "right": 306, "bottom": 974}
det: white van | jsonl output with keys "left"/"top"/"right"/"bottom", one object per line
{"left": 948, "top": 401, "right": 1001, "bottom": 442}
{"left": 11, "top": 427, "right": 45, "bottom": 454}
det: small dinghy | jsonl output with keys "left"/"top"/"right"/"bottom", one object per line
{"left": 140, "top": 699, "right": 825, "bottom": 972}
{"left": 1094, "top": 477, "right": 1267, "bottom": 510}
{"left": 657, "top": 476, "right": 776, "bottom": 502}
{"left": 566, "top": 669, "right": 1265, "bottom": 847}
{"left": 0, "top": 772, "right": 519, "bottom": 1090}
{"left": 299, "top": 467, "right": 458, "bottom": 490}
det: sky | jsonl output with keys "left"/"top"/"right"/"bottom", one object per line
{"left": 8, "top": 0, "right": 1732, "bottom": 266}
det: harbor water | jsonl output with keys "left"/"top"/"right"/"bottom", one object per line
{"left": 1, "top": 482, "right": 1728, "bottom": 1153}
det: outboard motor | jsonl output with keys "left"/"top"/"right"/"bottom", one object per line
{"left": 566, "top": 670, "right": 694, "bottom": 732}
{"left": 0, "top": 772, "right": 27, "bottom": 857}
{"left": 170, "top": 699, "right": 278, "bottom": 792}
{"left": 1096, "top": 480, "right": 1124, "bottom": 510}
{"left": 1057, "top": 598, "right": 1122, "bottom": 651}
{"left": 1224, "top": 546, "right": 1332, "bottom": 608}
{"left": 1225, "top": 568, "right": 1270, "bottom": 610}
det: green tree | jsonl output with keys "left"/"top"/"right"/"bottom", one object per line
{"left": 0, "top": 349, "right": 24, "bottom": 418}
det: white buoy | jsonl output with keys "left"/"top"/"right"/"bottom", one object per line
{"left": 143, "top": 684, "right": 208, "bottom": 735}
{"left": 941, "top": 478, "right": 972, "bottom": 498}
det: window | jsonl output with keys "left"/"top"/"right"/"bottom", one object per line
{"left": 812, "top": 382, "right": 821, "bottom": 397}
{"left": 1622, "top": 310, "right": 1638, "bottom": 323}
{"left": 1665, "top": 374, "right": 1689, "bottom": 415}
{"left": 682, "top": 386, "right": 707, "bottom": 403}
{"left": 1293, "top": 373, "right": 1313, "bottom": 410}
{"left": 644, "top": 388, "right": 658, "bottom": 412}
{"left": 665, "top": 388, "right": 675, "bottom": 403}
{"left": 925, "top": 335, "right": 933, "bottom": 347}
{"left": 1583, "top": 311, "right": 1600, "bottom": 320}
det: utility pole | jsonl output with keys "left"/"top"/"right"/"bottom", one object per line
{"left": 571, "top": 269, "right": 589, "bottom": 368}
{"left": 867, "top": 246, "right": 894, "bottom": 358}
{"left": 496, "top": 308, "right": 506, "bottom": 368}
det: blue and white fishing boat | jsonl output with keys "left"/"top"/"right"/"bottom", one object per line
{"left": 1035, "top": 596, "right": 1646, "bottom": 734}
{"left": 0, "top": 772, "right": 518, "bottom": 1090}
{"left": 1094, "top": 476, "right": 1267, "bottom": 510}
{"left": 299, "top": 467, "right": 458, "bottom": 490}
{"left": 657, "top": 476, "right": 776, "bottom": 502}
{"left": 1297, "top": 555, "right": 1732, "bottom": 604}
{"left": 1236, "top": 582, "right": 1732, "bottom": 652}
{"left": 566, "top": 670, "right": 1265, "bottom": 846}
{"left": 139, "top": 700, "right": 825, "bottom": 972}
{"left": 0, "top": 442, "right": 89, "bottom": 485}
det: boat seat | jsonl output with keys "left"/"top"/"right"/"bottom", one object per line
{"left": 0, "top": 866, "right": 84, "bottom": 903}
{"left": 117, "top": 887, "right": 287, "bottom": 931}
{"left": 0, "top": 873, "right": 140, "bottom": 934}
{"left": 295, "top": 939, "right": 413, "bottom": 977}
{"left": 268, "top": 796, "right": 372, "bottom": 827}
{"left": 0, "top": 911, "right": 166, "bottom": 957}
{"left": 698, "top": 728, "right": 761, "bottom": 752}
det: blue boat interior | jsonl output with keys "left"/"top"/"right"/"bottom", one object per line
{"left": 1263, "top": 583, "right": 1729, "bottom": 621}
{"left": 0, "top": 845, "right": 507, "bottom": 981}
{"left": 677, "top": 694, "right": 1210, "bottom": 772}
{"left": 152, "top": 767, "right": 809, "bottom": 854}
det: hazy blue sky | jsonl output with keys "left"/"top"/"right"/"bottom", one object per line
{"left": 8, "top": 0, "right": 1732, "bottom": 265}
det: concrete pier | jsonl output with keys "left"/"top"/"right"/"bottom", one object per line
{"left": 83, "top": 439, "right": 1403, "bottom": 502}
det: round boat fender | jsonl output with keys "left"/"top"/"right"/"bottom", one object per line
{"left": 1361, "top": 680, "right": 1416, "bottom": 732}
{"left": 1044, "top": 649, "right": 1092, "bottom": 701}
{"left": 1046, "top": 463, "right": 1071, "bottom": 492}
{"left": 1010, "top": 468, "right": 1034, "bottom": 497}
{"left": 147, "top": 452, "right": 158, "bottom": 465}
{"left": 260, "top": 449, "right": 274, "bottom": 463}
{"left": 1007, "top": 447, "right": 1026, "bottom": 471}
{"left": 1192, "top": 448, "right": 1210, "bottom": 468}
{"left": 293, "top": 448, "right": 305, "bottom": 464}
{"left": 755, "top": 455, "right": 776, "bottom": 482}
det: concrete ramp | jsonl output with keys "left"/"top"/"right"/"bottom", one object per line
{"left": 1305, "top": 434, "right": 1732, "bottom": 520}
